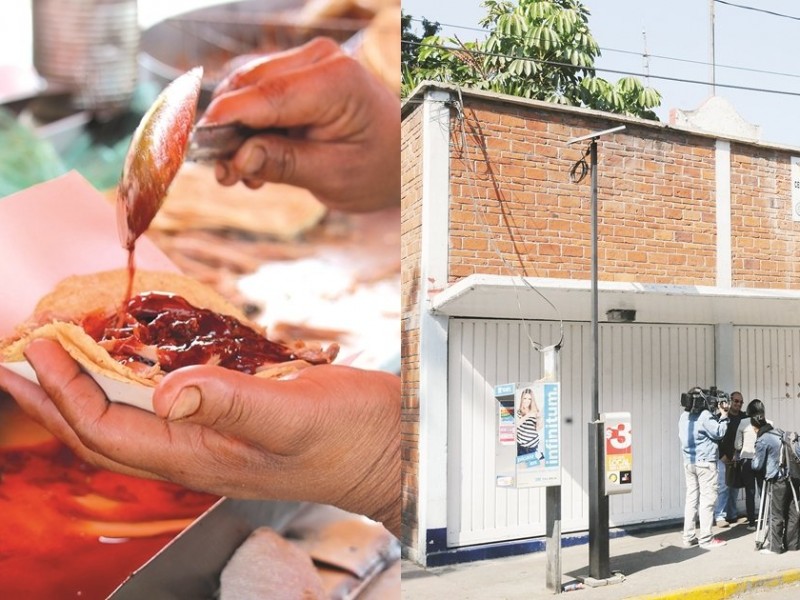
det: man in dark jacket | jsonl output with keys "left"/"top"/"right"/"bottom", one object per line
{"left": 715, "top": 392, "right": 744, "bottom": 527}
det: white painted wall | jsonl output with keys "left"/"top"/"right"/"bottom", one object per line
{"left": 414, "top": 89, "right": 453, "bottom": 562}
{"left": 734, "top": 326, "right": 800, "bottom": 432}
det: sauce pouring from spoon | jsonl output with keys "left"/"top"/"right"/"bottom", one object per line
{"left": 115, "top": 67, "right": 203, "bottom": 316}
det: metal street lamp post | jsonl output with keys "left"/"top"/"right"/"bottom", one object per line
{"left": 567, "top": 125, "right": 625, "bottom": 581}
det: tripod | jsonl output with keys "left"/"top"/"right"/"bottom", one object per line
{"left": 754, "top": 477, "right": 800, "bottom": 550}
{"left": 754, "top": 479, "right": 771, "bottom": 550}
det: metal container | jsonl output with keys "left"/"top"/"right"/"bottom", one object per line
{"left": 139, "top": 0, "right": 365, "bottom": 106}
{"left": 32, "top": 0, "right": 140, "bottom": 117}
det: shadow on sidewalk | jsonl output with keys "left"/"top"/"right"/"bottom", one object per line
{"left": 566, "top": 524, "right": 754, "bottom": 580}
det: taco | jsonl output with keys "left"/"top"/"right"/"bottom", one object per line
{"left": 0, "top": 269, "right": 338, "bottom": 386}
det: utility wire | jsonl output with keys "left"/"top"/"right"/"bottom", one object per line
{"left": 407, "top": 16, "right": 800, "bottom": 82}
{"left": 714, "top": 0, "right": 800, "bottom": 21}
{"left": 406, "top": 40, "right": 800, "bottom": 99}
{"left": 601, "top": 46, "right": 800, "bottom": 81}
{"left": 449, "top": 89, "right": 565, "bottom": 351}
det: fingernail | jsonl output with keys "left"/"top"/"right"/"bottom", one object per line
{"left": 215, "top": 161, "right": 229, "bottom": 182}
{"left": 195, "top": 114, "right": 217, "bottom": 127}
{"left": 168, "top": 386, "right": 202, "bottom": 420}
{"left": 242, "top": 146, "right": 266, "bottom": 175}
{"left": 23, "top": 338, "right": 46, "bottom": 360}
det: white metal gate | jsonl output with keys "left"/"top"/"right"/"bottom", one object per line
{"left": 447, "top": 318, "right": 716, "bottom": 547}
{"left": 734, "top": 326, "right": 800, "bottom": 432}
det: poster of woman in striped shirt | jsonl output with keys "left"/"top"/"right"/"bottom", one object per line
{"left": 516, "top": 387, "right": 545, "bottom": 460}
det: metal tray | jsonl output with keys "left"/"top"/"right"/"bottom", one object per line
{"left": 107, "top": 498, "right": 400, "bottom": 599}
{"left": 108, "top": 498, "right": 306, "bottom": 599}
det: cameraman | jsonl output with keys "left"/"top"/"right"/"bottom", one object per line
{"left": 679, "top": 388, "right": 730, "bottom": 549}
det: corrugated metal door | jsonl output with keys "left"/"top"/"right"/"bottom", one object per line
{"left": 447, "top": 318, "right": 716, "bottom": 547}
{"left": 734, "top": 326, "right": 800, "bottom": 432}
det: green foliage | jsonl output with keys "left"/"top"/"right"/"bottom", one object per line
{"left": 401, "top": 10, "right": 442, "bottom": 96}
{"left": 402, "top": 0, "right": 661, "bottom": 120}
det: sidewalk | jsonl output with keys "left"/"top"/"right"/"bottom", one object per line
{"left": 401, "top": 520, "right": 800, "bottom": 599}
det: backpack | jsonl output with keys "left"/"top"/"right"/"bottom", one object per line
{"left": 773, "top": 429, "right": 800, "bottom": 482}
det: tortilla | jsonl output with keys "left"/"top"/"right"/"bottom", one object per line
{"left": 0, "top": 269, "right": 337, "bottom": 387}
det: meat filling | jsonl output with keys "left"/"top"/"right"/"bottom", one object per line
{"left": 80, "top": 292, "right": 335, "bottom": 375}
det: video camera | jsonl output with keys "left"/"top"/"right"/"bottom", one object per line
{"left": 680, "top": 386, "right": 730, "bottom": 415}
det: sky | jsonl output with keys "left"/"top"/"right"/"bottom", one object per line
{"left": 402, "top": 0, "right": 800, "bottom": 148}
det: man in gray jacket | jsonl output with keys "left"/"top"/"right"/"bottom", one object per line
{"left": 679, "top": 389, "right": 730, "bottom": 549}
{"left": 751, "top": 415, "right": 799, "bottom": 554}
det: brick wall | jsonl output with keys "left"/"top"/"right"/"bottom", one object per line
{"left": 446, "top": 96, "right": 800, "bottom": 290}
{"left": 731, "top": 144, "right": 800, "bottom": 288}
{"left": 448, "top": 99, "right": 733, "bottom": 285}
{"left": 400, "top": 106, "right": 423, "bottom": 550}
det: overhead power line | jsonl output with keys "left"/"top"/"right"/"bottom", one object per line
{"left": 406, "top": 16, "right": 800, "bottom": 82}
{"left": 405, "top": 39, "right": 800, "bottom": 99}
{"left": 601, "top": 46, "right": 800, "bottom": 81}
{"left": 713, "top": 0, "right": 800, "bottom": 21}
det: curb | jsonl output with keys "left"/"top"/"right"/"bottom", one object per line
{"left": 632, "top": 569, "right": 800, "bottom": 599}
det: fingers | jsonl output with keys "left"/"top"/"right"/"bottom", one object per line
{"left": 200, "top": 39, "right": 400, "bottom": 212}
{"left": 228, "top": 134, "right": 349, "bottom": 202}
{"left": 0, "top": 341, "right": 158, "bottom": 480}
{"left": 201, "top": 53, "right": 358, "bottom": 130}
{"left": 0, "top": 358, "right": 78, "bottom": 445}
{"left": 211, "top": 37, "right": 341, "bottom": 100}
{"left": 20, "top": 341, "right": 272, "bottom": 491}
{"left": 153, "top": 365, "right": 316, "bottom": 456}
{"left": 214, "top": 123, "right": 395, "bottom": 212}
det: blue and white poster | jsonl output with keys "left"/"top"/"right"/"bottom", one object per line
{"left": 515, "top": 381, "right": 561, "bottom": 488}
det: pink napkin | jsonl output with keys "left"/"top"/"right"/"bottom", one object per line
{"left": 0, "top": 171, "right": 177, "bottom": 338}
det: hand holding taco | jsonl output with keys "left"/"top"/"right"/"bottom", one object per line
{"left": 1, "top": 269, "right": 337, "bottom": 390}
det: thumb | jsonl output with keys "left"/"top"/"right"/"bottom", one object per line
{"left": 152, "top": 365, "right": 311, "bottom": 455}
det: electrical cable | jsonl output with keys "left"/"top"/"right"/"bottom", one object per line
{"left": 406, "top": 16, "right": 800, "bottom": 84}
{"left": 714, "top": 0, "right": 800, "bottom": 21}
{"left": 601, "top": 46, "right": 800, "bottom": 81}
{"left": 569, "top": 146, "right": 591, "bottom": 184}
{"left": 449, "top": 87, "right": 565, "bottom": 352}
{"left": 405, "top": 39, "right": 800, "bottom": 99}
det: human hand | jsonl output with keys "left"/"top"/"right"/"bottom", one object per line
{"left": 199, "top": 37, "right": 400, "bottom": 213}
{"left": 0, "top": 339, "right": 400, "bottom": 536}
{"left": 718, "top": 403, "right": 729, "bottom": 419}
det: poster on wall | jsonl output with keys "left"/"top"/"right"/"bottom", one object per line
{"left": 515, "top": 381, "right": 561, "bottom": 488}
{"left": 791, "top": 157, "right": 800, "bottom": 222}
{"left": 498, "top": 401, "right": 515, "bottom": 445}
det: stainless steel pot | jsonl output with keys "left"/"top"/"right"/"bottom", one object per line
{"left": 32, "top": 0, "right": 140, "bottom": 117}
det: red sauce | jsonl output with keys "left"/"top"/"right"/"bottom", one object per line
{"left": 86, "top": 292, "right": 298, "bottom": 374}
{"left": 119, "top": 248, "right": 136, "bottom": 327}
{"left": 0, "top": 434, "right": 217, "bottom": 599}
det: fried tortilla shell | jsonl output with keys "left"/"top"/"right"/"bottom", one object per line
{"left": 0, "top": 269, "right": 334, "bottom": 386}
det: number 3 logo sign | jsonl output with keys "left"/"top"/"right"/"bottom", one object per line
{"left": 602, "top": 412, "right": 633, "bottom": 494}
{"left": 605, "top": 422, "right": 632, "bottom": 454}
